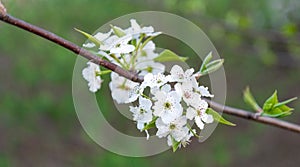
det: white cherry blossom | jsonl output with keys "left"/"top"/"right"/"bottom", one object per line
{"left": 82, "top": 62, "right": 103, "bottom": 92}
{"left": 100, "top": 35, "right": 135, "bottom": 54}
{"left": 156, "top": 116, "right": 189, "bottom": 142}
{"left": 168, "top": 65, "right": 198, "bottom": 88}
{"left": 153, "top": 90, "right": 183, "bottom": 124}
{"left": 186, "top": 100, "right": 213, "bottom": 129}
{"left": 109, "top": 72, "right": 139, "bottom": 104}
{"left": 141, "top": 73, "right": 169, "bottom": 89}
{"left": 175, "top": 82, "right": 201, "bottom": 106}
{"left": 167, "top": 129, "right": 195, "bottom": 148}
{"left": 130, "top": 97, "right": 153, "bottom": 139}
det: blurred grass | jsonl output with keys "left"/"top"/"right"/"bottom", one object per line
{"left": 0, "top": 0, "right": 300, "bottom": 166}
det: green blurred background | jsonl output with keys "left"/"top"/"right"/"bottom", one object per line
{"left": 1, "top": 0, "right": 300, "bottom": 166}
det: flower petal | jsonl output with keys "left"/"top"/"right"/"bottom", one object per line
{"left": 202, "top": 113, "right": 214, "bottom": 124}
{"left": 186, "top": 107, "right": 197, "bottom": 120}
{"left": 139, "top": 97, "right": 152, "bottom": 110}
{"left": 110, "top": 44, "right": 135, "bottom": 54}
{"left": 195, "top": 116, "right": 205, "bottom": 129}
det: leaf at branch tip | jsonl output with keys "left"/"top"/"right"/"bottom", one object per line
{"left": 273, "top": 97, "right": 297, "bottom": 108}
{"left": 262, "top": 111, "right": 292, "bottom": 118}
{"left": 206, "top": 108, "right": 236, "bottom": 126}
{"left": 154, "top": 49, "right": 188, "bottom": 62}
{"left": 199, "top": 51, "right": 213, "bottom": 72}
{"left": 199, "top": 58, "right": 224, "bottom": 76}
{"left": 110, "top": 25, "right": 126, "bottom": 37}
{"left": 263, "top": 90, "right": 278, "bottom": 111}
{"left": 74, "top": 28, "right": 102, "bottom": 47}
{"left": 171, "top": 136, "right": 181, "bottom": 152}
{"left": 263, "top": 90, "right": 278, "bottom": 112}
{"left": 262, "top": 90, "right": 297, "bottom": 118}
{"left": 243, "top": 86, "right": 262, "bottom": 112}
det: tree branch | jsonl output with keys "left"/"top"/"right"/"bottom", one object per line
{"left": 0, "top": 4, "right": 142, "bottom": 83}
{"left": 1, "top": 2, "right": 299, "bottom": 134}
{"left": 208, "top": 100, "right": 300, "bottom": 133}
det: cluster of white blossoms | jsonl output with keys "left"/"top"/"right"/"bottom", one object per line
{"left": 81, "top": 19, "right": 218, "bottom": 150}
{"left": 82, "top": 19, "right": 165, "bottom": 98}
{"left": 129, "top": 65, "right": 214, "bottom": 148}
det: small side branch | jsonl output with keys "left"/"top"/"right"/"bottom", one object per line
{"left": 208, "top": 100, "right": 300, "bottom": 133}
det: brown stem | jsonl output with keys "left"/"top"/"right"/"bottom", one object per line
{"left": 0, "top": 4, "right": 299, "bottom": 134}
{"left": 0, "top": 13, "right": 143, "bottom": 83}
{"left": 207, "top": 100, "right": 300, "bottom": 133}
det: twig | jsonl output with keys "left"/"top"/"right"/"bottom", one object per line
{"left": 0, "top": 4, "right": 299, "bottom": 134}
{"left": 0, "top": 9, "right": 142, "bottom": 83}
{"left": 207, "top": 100, "right": 300, "bottom": 133}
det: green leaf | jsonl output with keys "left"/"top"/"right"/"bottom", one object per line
{"left": 262, "top": 90, "right": 278, "bottom": 112}
{"left": 171, "top": 136, "right": 181, "bottom": 152}
{"left": 264, "top": 103, "right": 293, "bottom": 117}
{"left": 277, "top": 104, "right": 293, "bottom": 113}
{"left": 262, "top": 91, "right": 296, "bottom": 118}
{"left": 206, "top": 108, "right": 236, "bottom": 126}
{"left": 273, "top": 97, "right": 297, "bottom": 108}
{"left": 262, "top": 111, "right": 292, "bottom": 118}
{"left": 200, "top": 59, "right": 224, "bottom": 75}
{"left": 154, "top": 49, "right": 188, "bottom": 62}
{"left": 243, "top": 86, "right": 262, "bottom": 112}
{"left": 110, "top": 25, "right": 126, "bottom": 37}
{"left": 74, "top": 28, "right": 102, "bottom": 47}
{"left": 142, "top": 117, "right": 158, "bottom": 131}
{"left": 199, "top": 51, "right": 213, "bottom": 72}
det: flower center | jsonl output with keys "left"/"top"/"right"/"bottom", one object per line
{"left": 178, "top": 73, "right": 184, "bottom": 79}
{"left": 196, "top": 110, "right": 202, "bottom": 116}
{"left": 139, "top": 108, "right": 145, "bottom": 114}
{"left": 146, "top": 66, "right": 153, "bottom": 72}
{"left": 169, "top": 124, "right": 176, "bottom": 130}
{"left": 184, "top": 91, "right": 191, "bottom": 98}
{"left": 164, "top": 102, "right": 172, "bottom": 109}
{"left": 118, "top": 84, "right": 131, "bottom": 91}
{"left": 115, "top": 43, "right": 121, "bottom": 48}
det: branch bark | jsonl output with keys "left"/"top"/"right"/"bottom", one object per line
{"left": 1, "top": 3, "right": 299, "bottom": 134}
{"left": 0, "top": 6, "right": 142, "bottom": 83}
{"left": 207, "top": 100, "right": 300, "bottom": 133}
